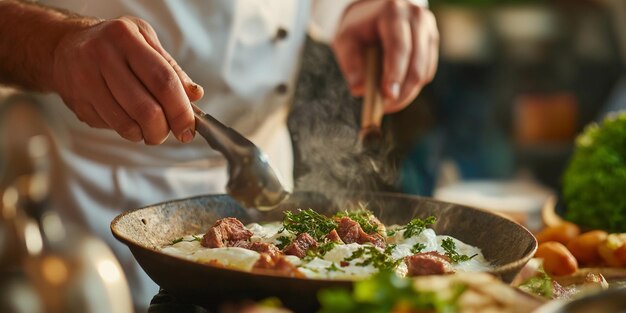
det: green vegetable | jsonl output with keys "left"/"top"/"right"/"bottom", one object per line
{"left": 275, "top": 236, "right": 291, "bottom": 250}
{"left": 387, "top": 216, "right": 437, "bottom": 238}
{"left": 344, "top": 245, "right": 402, "bottom": 271}
{"left": 302, "top": 241, "right": 338, "bottom": 262}
{"left": 170, "top": 235, "right": 202, "bottom": 245}
{"left": 441, "top": 238, "right": 476, "bottom": 263}
{"left": 327, "top": 262, "right": 343, "bottom": 272}
{"left": 282, "top": 209, "right": 337, "bottom": 241}
{"left": 518, "top": 269, "right": 553, "bottom": 299}
{"left": 318, "top": 270, "right": 466, "bottom": 313}
{"left": 318, "top": 241, "right": 338, "bottom": 255}
{"left": 411, "top": 243, "right": 426, "bottom": 254}
{"left": 563, "top": 112, "right": 626, "bottom": 232}
{"left": 334, "top": 209, "right": 379, "bottom": 234}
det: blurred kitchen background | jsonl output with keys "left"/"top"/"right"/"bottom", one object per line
{"left": 290, "top": 0, "right": 626, "bottom": 229}
{"left": 1, "top": 0, "right": 625, "bottom": 311}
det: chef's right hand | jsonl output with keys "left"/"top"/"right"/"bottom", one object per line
{"left": 51, "top": 16, "right": 203, "bottom": 144}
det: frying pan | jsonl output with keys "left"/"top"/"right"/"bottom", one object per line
{"left": 111, "top": 191, "right": 537, "bottom": 312}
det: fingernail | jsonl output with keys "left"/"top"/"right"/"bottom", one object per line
{"left": 180, "top": 129, "right": 194, "bottom": 143}
{"left": 389, "top": 82, "right": 400, "bottom": 99}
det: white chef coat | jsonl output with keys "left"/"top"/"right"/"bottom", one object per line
{"left": 33, "top": 0, "right": 356, "bottom": 309}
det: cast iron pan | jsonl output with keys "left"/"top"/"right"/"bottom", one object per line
{"left": 111, "top": 191, "right": 537, "bottom": 312}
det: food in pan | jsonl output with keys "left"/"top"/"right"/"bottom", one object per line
{"left": 161, "top": 208, "right": 492, "bottom": 279}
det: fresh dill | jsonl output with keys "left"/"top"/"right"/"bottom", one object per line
{"left": 441, "top": 238, "right": 477, "bottom": 263}
{"left": 411, "top": 243, "right": 426, "bottom": 254}
{"left": 282, "top": 209, "right": 337, "bottom": 241}
{"left": 334, "top": 209, "right": 379, "bottom": 234}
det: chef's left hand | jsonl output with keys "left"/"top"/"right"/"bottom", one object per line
{"left": 333, "top": 0, "right": 439, "bottom": 113}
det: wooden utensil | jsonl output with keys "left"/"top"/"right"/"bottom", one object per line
{"left": 358, "top": 47, "right": 384, "bottom": 145}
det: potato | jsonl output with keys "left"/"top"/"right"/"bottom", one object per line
{"left": 615, "top": 244, "right": 626, "bottom": 266}
{"left": 535, "top": 242, "right": 578, "bottom": 276}
{"left": 535, "top": 222, "right": 581, "bottom": 245}
{"left": 566, "top": 230, "right": 608, "bottom": 266}
{"left": 598, "top": 233, "right": 626, "bottom": 267}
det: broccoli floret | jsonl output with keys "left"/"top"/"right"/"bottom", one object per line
{"left": 562, "top": 111, "right": 626, "bottom": 232}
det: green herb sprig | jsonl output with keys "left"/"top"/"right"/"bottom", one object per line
{"left": 282, "top": 209, "right": 338, "bottom": 242}
{"left": 344, "top": 245, "right": 401, "bottom": 271}
{"left": 411, "top": 243, "right": 426, "bottom": 254}
{"left": 171, "top": 235, "right": 202, "bottom": 245}
{"left": 302, "top": 241, "right": 338, "bottom": 262}
{"left": 387, "top": 216, "right": 437, "bottom": 238}
{"left": 441, "top": 238, "right": 477, "bottom": 263}
{"left": 275, "top": 235, "right": 292, "bottom": 250}
{"left": 327, "top": 262, "right": 343, "bottom": 272}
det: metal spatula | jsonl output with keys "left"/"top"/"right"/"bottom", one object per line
{"left": 191, "top": 103, "right": 290, "bottom": 209}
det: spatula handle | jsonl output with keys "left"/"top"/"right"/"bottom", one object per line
{"left": 359, "top": 46, "right": 384, "bottom": 139}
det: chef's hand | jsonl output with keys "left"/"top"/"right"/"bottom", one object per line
{"left": 333, "top": 0, "right": 439, "bottom": 113}
{"left": 52, "top": 16, "right": 203, "bottom": 144}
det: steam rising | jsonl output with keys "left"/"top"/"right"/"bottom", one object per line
{"left": 288, "top": 39, "right": 398, "bottom": 197}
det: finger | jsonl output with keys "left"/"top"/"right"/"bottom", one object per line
{"left": 89, "top": 72, "right": 143, "bottom": 142}
{"left": 415, "top": 17, "right": 431, "bottom": 86}
{"left": 332, "top": 36, "right": 366, "bottom": 97}
{"left": 389, "top": 14, "right": 431, "bottom": 113}
{"left": 64, "top": 96, "right": 108, "bottom": 128}
{"left": 77, "top": 102, "right": 109, "bottom": 128}
{"left": 165, "top": 54, "right": 204, "bottom": 102}
{"left": 99, "top": 44, "right": 170, "bottom": 145}
{"left": 127, "top": 16, "right": 204, "bottom": 102}
{"left": 377, "top": 1, "right": 412, "bottom": 102}
{"left": 117, "top": 25, "right": 196, "bottom": 143}
{"left": 391, "top": 71, "right": 423, "bottom": 114}
{"left": 425, "top": 13, "right": 440, "bottom": 82}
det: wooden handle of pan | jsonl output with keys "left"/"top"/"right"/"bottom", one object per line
{"left": 360, "top": 47, "right": 384, "bottom": 139}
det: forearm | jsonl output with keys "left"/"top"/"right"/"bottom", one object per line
{"left": 0, "top": 0, "right": 95, "bottom": 92}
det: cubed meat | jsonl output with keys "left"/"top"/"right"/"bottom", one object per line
{"left": 233, "top": 241, "right": 281, "bottom": 257}
{"left": 253, "top": 253, "right": 303, "bottom": 278}
{"left": 405, "top": 251, "right": 455, "bottom": 276}
{"left": 336, "top": 217, "right": 385, "bottom": 248}
{"left": 202, "top": 217, "right": 253, "bottom": 248}
{"left": 326, "top": 229, "right": 344, "bottom": 244}
{"left": 283, "top": 233, "right": 318, "bottom": 258}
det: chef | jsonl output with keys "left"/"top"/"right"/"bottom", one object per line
{"left": 0, "top": 0, "right": 438, "bottom": 309}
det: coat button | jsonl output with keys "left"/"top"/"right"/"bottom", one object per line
{"left": 275, "top": 83, "right": 288, "bottom": 94}
{"left": 274, "top": 27, "right": 288, "bottom": 41}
